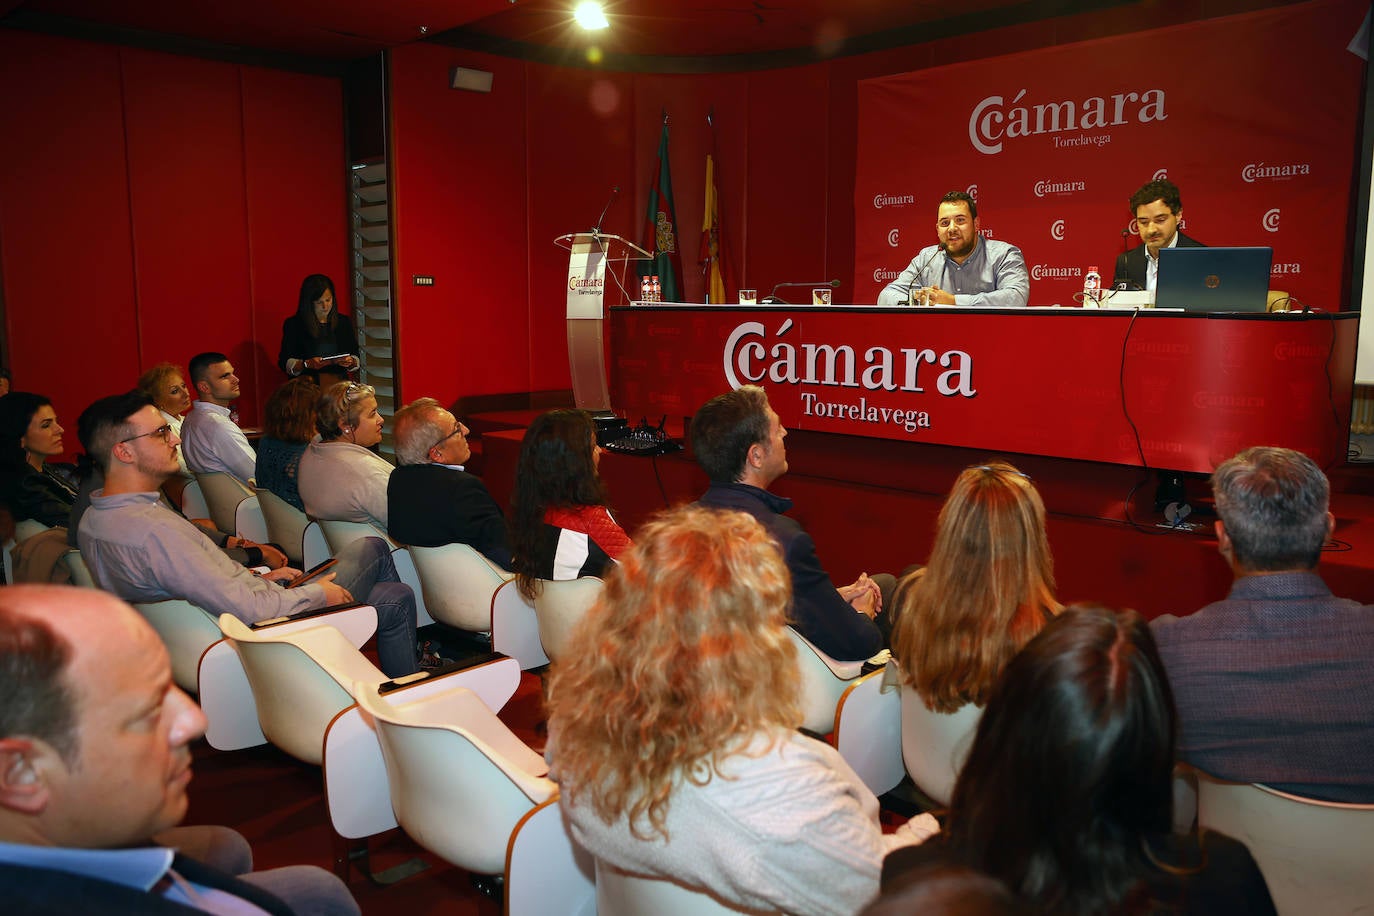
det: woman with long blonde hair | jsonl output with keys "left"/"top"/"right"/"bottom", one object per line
{"left": 891, "top": 461, "right": 1060, "bottom": 713}
{"left": 549, "top": 505, "right": 931, "bottom": 916}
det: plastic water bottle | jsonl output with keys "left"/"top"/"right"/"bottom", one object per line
{"left": 1082, "top": 265, "right": 1101, "bottom": 308}
{"left": 651, "top": 275, "right": 662, "bottom": 303}
{"left": 640, "top": 276, "right": 651, "bottom": 302}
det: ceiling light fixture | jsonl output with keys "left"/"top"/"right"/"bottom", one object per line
{"left": 574, "top": 1, "right": 609, "bottom": 31}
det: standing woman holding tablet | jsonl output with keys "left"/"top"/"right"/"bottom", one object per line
{"left": 279, "top": 274, "right": 359, "bottom": 387}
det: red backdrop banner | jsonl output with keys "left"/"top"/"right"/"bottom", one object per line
{"left": 854, "top": 0, "right": 1367, "bottom": 310}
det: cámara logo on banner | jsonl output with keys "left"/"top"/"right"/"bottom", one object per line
{"left": 1030, "top": 264, "right": 1082, "bottom": 281}
{"left": 1242, "top": 162, "right": 1311, "bottom": 183}
{"left": 873, "top": 192, "right": 916, "bottom": 209}
{"left": 968, "top": 88, "right": 1167, "bottom": 155}
{"left": 723, "top": 319, "right": 976, "bottom": 397}
{"left": 873, "top": 267, "right": 901, "bottom": 283}
{"left": 1034, "top": 179, "right": 1086, "bottom": 197}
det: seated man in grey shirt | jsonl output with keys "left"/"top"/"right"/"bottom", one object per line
{"left": 877, "top": 190, "right": 1029, "bottom": 308}
{"left": 76, "top": 391, "right": 422, "bottom": 678}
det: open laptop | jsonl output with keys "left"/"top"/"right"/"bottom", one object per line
{"left": 1156, "top": 246, "right": 1273, "bottom": 313}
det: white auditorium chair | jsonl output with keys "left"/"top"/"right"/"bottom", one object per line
{"left": 1196, "top": 771, "right": 1374, "bottom": 916}
{"left": 532, "top": 576, "right": 603, "bottom": 662}
{"left": 255, "top": 488, "right": 327, "bottom": 568}
{"left": 178, "top": 476, "right": 211, "bottom": 522}
{"left": 833, "top": 668, "right": 904, "bottom": 797}
{"left": 787, "top": 628, "right": 864, "bottom": 736}
{"left": 195, "top": 471, "right": 255, "bottom": 536}
{"left": 134, "top": 599, "right": 377, "bottom": 752}
{"left": 354, "top": 680, "right": 595, "bottom": 914}
{"left": 490, "top": 578, "right": 548, "bottom": 670}
{"left": 2, "top": 518, "right": 51, "bottom": 583}
{"left": 899, "top": 682, "right": 981, "bottom": 808}
{"left": 408, "top": 541, "right": 513, "bottom": 633}
{"left": 316, "top": 518, "right": 435, "bottom": 626}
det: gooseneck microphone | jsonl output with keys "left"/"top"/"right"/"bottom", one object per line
{"left": 592, "top": 185, "right": 620, "bottom": 235}
{"left": 763, "top": 279, "right": 841, "bottom": 304}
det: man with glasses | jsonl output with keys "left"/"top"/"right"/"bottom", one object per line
{"left": 877, "top": 190, "right": 1029, "bottom": 308}
{"left": 180, "top": 351, "right": 257, "bottom": 485}
{"left": 1112, "top": 178, "right": 1204, "bottom": 292}
{"left": 387, "top": 398, "right": 512, "bottom": 568}
{"left": 76, "top": 392, "right": 424, "bottom": 678}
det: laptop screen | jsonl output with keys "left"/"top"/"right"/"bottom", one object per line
{"left": 1156, "top": 246, "right": 1273, "bottom": 313}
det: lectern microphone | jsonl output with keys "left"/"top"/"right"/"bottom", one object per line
{"left": 592, "top": 186, "right": 620, "bottom": 236}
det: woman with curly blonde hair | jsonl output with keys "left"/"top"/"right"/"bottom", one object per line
{"left": 548, "top": 505, "right": 932, "bottom": 916}
{"left": 891, "top": 461, "right": 1060, "bottom": 713}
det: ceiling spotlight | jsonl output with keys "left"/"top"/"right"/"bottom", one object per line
{"left": 574, "top": 1, "right": 609, "bottom": 30}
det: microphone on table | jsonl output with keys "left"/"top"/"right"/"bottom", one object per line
{"left": 908, "top": 244, "right": 946, "bottom": 305}
{"left": 762, "top": 279, "right": 841, "bottom": 304}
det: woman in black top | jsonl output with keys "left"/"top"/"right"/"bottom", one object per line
{"left": 880, "top": 605, "right": 1276, "bottom": 915}
{"left": 278, "top": 274, "right": 359, "bottom": 387}
{"left": 0, "top": 392, "right": 77, "bottom": 528}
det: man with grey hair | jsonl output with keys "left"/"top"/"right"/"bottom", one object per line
{"left": 1152, "top": 446, "right": 1374, "bottom": 802}
{"left": 387, "top": 398, "right": 511, "bottom": 568}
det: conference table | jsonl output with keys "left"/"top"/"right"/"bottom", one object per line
{"left": 606, "top": 305, "right": 1357, "bottom": 475}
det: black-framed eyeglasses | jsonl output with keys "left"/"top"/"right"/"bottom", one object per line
{"left": 428, "top": 420, "right": 468, "bottom": 454}
{"left": 120, "top": 424, "right": 174, "bottom": 445}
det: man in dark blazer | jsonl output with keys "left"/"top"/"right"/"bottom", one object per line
{"left": 0, "top": 585, "right": 359, "bottom": 914}
{"left": 1151, "top": 447, "right": 1374, "bottom": 803}
{"left": 1112, "top": 178, "right": 1204, "bottom": 291}
{"left": 691, "top": 385, "right": 891, "bottom": 661}
{"left": 387, "top": 397, "right": 512, "bottom": 568}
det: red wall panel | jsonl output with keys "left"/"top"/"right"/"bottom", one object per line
{"left": 241, "top": 66, "right": 349, "bottom": 407}
{"left": 121, "top": 50, "right": 260, "bottom": 418}
{"left": 389, "top": 46, "right": 532, "bottom": 407}
{"left": 0, "top": 31, "right": 139, "bottom": 442}
{"left": 0, "top": 32, "right": 345, "bottom": 433}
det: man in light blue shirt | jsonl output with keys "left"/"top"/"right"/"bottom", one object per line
{"left": 180, "top": 351, "right": 257, "bottom": 485}
{"left": 877, "top": 190, "right": 1030, "bottom": 308}
{"left": 0, "top": 585, "right": 358, "bottom": 914}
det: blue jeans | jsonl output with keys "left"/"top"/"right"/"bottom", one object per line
{"left": 332, "top": 537, "right": 418, "bottom": 677}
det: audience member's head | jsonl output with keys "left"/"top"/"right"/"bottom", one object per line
{"left": 296, "top": 274, "right": 339, "bottom": 333}
{"left": 547, "top": 505, "right": 799, "bottom": 840}
{"left": 188, "top": 352, "right": 240, "bottom": 407}
{"left": 509, "top": 408, "right": 605, "bottom": 598}
{"left": 690, "top": 385, "right": 786, "bottom": 486}
{"left": 393, "top": 398, "right": 470, "bottom": 468}
{"left": 0, "top": 392, "right": 62, "bottom": 472}
{"left": 315, "top": 381, "right": 382, "bottom": 447}
{"left": 137, "top": 362, "right": 193, "bottom": 420}
{"left": 263, "top": 377, "right": 319, "bottom": 445}
{"left": 0, "top": 586, "right": 206, "bottom": 848}
{"left": 79, "top": 391, "right": 166, "bottom": 476}
{"left": 891, "top": 461, "right": 1058, "bottom": 712}
{"left": 1211, "top": 446, "right": 1331, "bottom": 574}
{"left": 943, "top": 605, "right": 1176, "bottom": 914}
{"left": 863, "top": 864, "right": 1025, "bottom": 916}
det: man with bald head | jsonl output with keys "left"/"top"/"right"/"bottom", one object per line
{"left": 387, "top": 397, "right": 512, "bottom": 568}
{"left": 0, "top": 585, "right": 358, "bottom": 913}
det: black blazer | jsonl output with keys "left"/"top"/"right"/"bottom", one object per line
{"left": 0, "top": 854, "right": 295, "bottom": 916}
{"left": 1112, "top": 231, "right": 1205, "bottom": 289}
{"left": 278, "top": 313, "right": 359, "bottom": 385}
{"left": 387, "top": 463, "right": 513, "bottom": 568}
